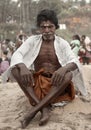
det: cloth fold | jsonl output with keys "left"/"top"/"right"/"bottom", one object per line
{"left": 29, "top": 69, "right": 75, "bottom": 106}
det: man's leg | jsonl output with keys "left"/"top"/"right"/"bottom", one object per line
{"left": 21, "top": 71, "right": 73, "bottom": 128}
{"left": 11, "top": 67, "right": 50, "bottom": 127}
{"left": 11, "top": 67, "right": 40, "bottom": 104}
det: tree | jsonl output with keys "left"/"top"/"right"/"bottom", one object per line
{"left": 80, "top": 0, "right": 86, "bottom": 7}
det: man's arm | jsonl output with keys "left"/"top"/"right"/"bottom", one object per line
{"left": 51, "top": 62, "right": 77, "bottom": 86}
{"left": 15, "top": 63, "right": 27, "bottom": 70}
{"left": 15, "top": 63, "right": 35, "bottom": 86}
{"left": 64, "top": 62, "right": 78, "bottom": 72}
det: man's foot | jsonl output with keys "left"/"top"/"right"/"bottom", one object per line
{"left": 39, "top": 107, "right": 50, "bottom": 126}
{"left": 21, "top": 112, "right": 36, "bottom": 129}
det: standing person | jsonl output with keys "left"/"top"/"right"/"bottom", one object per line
{"left": 0, "top": 41, "right": 3, "bottom": 58}
{"left": 84, "top": 36, "right": 91, "bottom": 64}
{"left": 0, "top": 51, "right": 9, "bottom": 75}
{"left": 3, "top": 9, "right": 86, "bottom": 128}
{"left": 70, "top": 34, "right": 80, "bottom": 57}
{"left": 79, "top": 35, "right": 86, "bottom": 64}
{"left": 16, "top": 32, "right": 27, "bottom": 49}
{"left": 80, "top": 35, "right": 91, "bottom": 64}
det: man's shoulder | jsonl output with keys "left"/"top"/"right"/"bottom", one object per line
{"left": 23, "top": 34, "right": 42, "bottom": 45}
{"left": 28, "top": 34, "right": 42, "bottom": 41}
{"left": 55, "top": 35, "right": 69, "bottom": 46}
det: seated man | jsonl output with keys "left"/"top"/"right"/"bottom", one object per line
{"left": 3, "top": 9, "right": 86, "bottom": 128}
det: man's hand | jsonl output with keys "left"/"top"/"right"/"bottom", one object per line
{"left": 51, "top": 62, "right": 77, "bottom": 86}
{"left": 51, "top": 67, "right": 68, "bottom": 86}
{"left": 16, "top": 63, "right": 34, "bottom": 87}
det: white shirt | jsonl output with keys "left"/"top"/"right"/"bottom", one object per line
{"left": 2, "top": 34, "right": 86, "bottom": 96}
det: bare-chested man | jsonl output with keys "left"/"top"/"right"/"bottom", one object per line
{"left": 4, "top": 9, "right": 86, "bottom": 128}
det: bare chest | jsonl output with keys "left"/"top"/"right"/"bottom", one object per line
{"left": 37, "top": 42, "right": 58, "bottom": 62}
{"left": 34, "top": 41, "right": 61, "bottom": 72}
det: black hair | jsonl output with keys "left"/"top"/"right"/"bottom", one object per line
{"left": 5, "top": 39, "right": 10, "bottom": 42}
{"left": 37, "top": 9, "right": 59, "bottom": 29}
{"left": 0, "top": 58, "right": 2, "bottom": 63}
{"left": 19, "top": 35, "right": 23, "bottom": 40}
{"left": 3, "top": 50, "right": 8, "bottom": 55}
{"left": 81, "top": 35, "right": 86, "bottom": 39}
{"left": 73, "top": 34, "right": 80, "bottom": 41}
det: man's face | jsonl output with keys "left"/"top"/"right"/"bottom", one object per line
{"left": 39, "top": 20, "right": 56, "bottom": 41}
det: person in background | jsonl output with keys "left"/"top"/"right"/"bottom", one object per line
{"left": 2, "top": 9, "right": 86, "bottom": 128}
{"left": 84, "top": 36, "right": 91, "bottom": 64}
{"left": 16, "top": 32, "right": 27, "bottom": 49}
{"left": 79, "top": 35, "right": 91, "bottom": 65}
{"left": 0, "top": 51, "right": 9, "bottom": 75}
{"left": 2, "top": 39, "right": 15, "bottom": 60}
{"left": 70, "top": 34, "right": 80, "bottom": 57}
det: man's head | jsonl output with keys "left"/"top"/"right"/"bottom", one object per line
{"left": 81, "top": 35, "right": 86, "bottom": 42}
{"left": 37, "top": 9, "right": 59, "bottom": 29}
{"left": 37, "top": 9, "right": 59, "bottom": 41}
{"left": 72, "top": 34, "right": 80, "bottom": 41}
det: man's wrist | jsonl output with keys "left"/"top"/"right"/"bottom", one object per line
{"left": 64, "top": 62, "right": 77, "bottom": 72}
{"left": 64, "top": 66, "right": 71, "bottom": 72}
{"left": 15, "top": 63, "right": 26, "bottom": 70}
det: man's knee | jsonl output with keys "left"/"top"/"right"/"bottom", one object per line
{"left": 64, "top": 71, "right": 73, "bottom": 83}
{"left": 58, "top": 72, "right": 72, "bottom": 86}
{"left": 54, "top": 72, "right": 72, "bottom": 88}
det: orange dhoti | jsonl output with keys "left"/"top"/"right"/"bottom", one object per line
{"left": 29, "top": 69, "right": 75, "bottom": 105}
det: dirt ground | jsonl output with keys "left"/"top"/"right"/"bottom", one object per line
{"left": 0, "top": 65, "right": 91, "bottom": 130}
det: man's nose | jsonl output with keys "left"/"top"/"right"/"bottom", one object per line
{"left": 44, "top": 27, "right": 50, "bottom": 32}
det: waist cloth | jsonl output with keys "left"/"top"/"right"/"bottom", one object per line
{"left": 29, "top": 69, "right": 75, "bottom": 105}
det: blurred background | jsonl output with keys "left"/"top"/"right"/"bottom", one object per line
{"left": 0, "top": 0, "right": 91, "bottom": 42}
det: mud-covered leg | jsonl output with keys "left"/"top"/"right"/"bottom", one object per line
{"left": 11, "top": 67, "right": 40, "bottom": 104}
{"left": 22, "top": 72, "right": 72, "bottom": 128}
{"left": 11, "top": 67, "right": 51, "bottom": 128}
{"left": 39, "top": 106, "right": 50, "bottom": 126}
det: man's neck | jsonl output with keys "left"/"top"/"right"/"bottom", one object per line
{"left": 42, "top": 37, "right": 55, "bottom": 43}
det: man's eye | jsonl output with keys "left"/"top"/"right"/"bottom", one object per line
{"left": 49, "top": 25, "right": 54, "bottom": 28}
{"left": 40, "top": 25, "right": 54, "bottom": 29}
{"left": 40, "top": 26, "right": 45, "bottom": 29}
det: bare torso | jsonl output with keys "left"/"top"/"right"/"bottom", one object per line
{"left": 34, "top": 40, "right": 61, "bottom": 73}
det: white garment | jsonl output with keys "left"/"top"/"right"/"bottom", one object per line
{"left": 84, "top": 36, "right": 91, "bottom": 51}
{"left": 2, "top": 34, "right": 86, "bottom": 96}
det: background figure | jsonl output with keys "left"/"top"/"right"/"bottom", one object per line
{"left": 0, "top": 51, "right": 9, "bottom": 75}
{"left": 2, "top": 39, "right": 15, "bottom": 60}
{"left": 2, "top": 50, "right": 10, "bottom": 64}
{"left": 84, "top": 36, "right": 91, "bottom": 64}
{"left": 70, "top": 34, "right": 80, "bottom": 57}
{"left": 16, "top": 32, "right": 27, "bottom": 49}
{"left": 79, "top": 35, "right": 91, "bottom": 65}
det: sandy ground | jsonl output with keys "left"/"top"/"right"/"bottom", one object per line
{"left": 0, "top": 65, "right": 91, "bottom": 130}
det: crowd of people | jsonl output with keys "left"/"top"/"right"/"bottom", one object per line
{"left": 0, "top": 39, "right": 13, "bottom": 75}
{"left": 0, "top": 31, "right": 91, "bottom": 78}
{"left": 0, "top": 32, "right": 28, "bottom": 76}
{"left": 0, "top": 32, "right": 91, "bottom": 78}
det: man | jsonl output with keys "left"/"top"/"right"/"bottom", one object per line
{"left": 3, "top": 9, "right": 86, "bottom": 128}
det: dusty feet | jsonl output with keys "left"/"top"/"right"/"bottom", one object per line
{"left": 39, "top": 107, "right": 50, "bottom": 126}
{"left": 21, "top": 111, "right": 36, "bottom": 129}
{"left": 21, "top": 106, "right": 51, "bottom": 128}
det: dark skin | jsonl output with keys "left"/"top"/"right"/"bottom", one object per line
{"left": 11, "top": 20, "right": 77, "bottom": 128}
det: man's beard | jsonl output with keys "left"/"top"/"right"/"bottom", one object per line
{"left": 42, "top": 33, "right": 54, "bottom": 41}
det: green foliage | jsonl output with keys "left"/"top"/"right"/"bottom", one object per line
{"left": 56, "top": 29, "right": 73, "bottom": 43}
{"left": 0, "top": 0, "right": 91, "bottom": 40}
{"left": 80, "top": 0, "right": 86, "bottom": 7}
